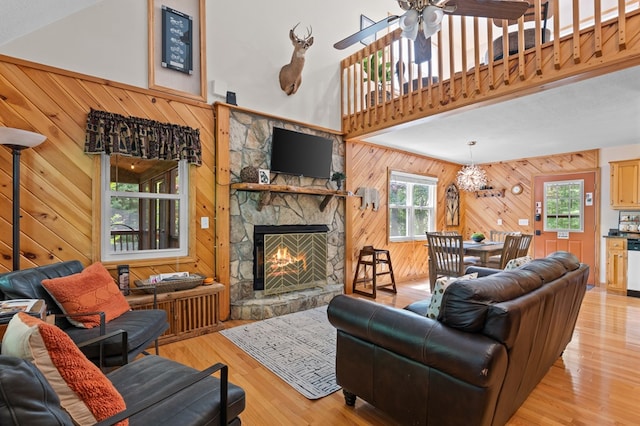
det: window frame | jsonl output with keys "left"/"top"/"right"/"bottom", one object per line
{"left": 100, "top": 154, "right": 189, "bottom": 262}
{"left": 388, "top": 170, "right": 438, "bottom": 243}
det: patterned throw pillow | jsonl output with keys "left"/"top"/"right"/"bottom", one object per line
{"left": 426, "top": 273, "right": 478, "bottom": 320}
{"left": 41, "top": 262, "right": 130, "bottom": 328}
{"left": 1, "top": 312, "right": 127, "bottom": 425}
{"left": 504, "top": 256, "right": 533, "bottom": 270}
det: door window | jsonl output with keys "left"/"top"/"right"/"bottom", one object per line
{"left": 543, "top": 179, "right": 584, "bottom": 232}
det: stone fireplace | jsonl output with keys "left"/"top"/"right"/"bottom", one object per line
{"left": 227, "top": 111, "right": 345, "bottom": 320}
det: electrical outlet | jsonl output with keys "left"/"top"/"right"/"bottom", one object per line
{"left": 497, "top": 219, "right": 503, "bottom": 225}
{"left": 518, "top": 218, "right": 529, "bottom": 226}
{"left": 201, "top": 217, "right": 209, "bottom": 229}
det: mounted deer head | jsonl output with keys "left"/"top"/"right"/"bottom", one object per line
{"left": 279, "top": 23, "right": 314, "bottom": 96}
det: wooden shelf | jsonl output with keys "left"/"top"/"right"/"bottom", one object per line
{"left": 475, "top": 188, "right": 506, "bottom": 198}
{"left": 231, "top": 183, "right": 348, "bottom": 211}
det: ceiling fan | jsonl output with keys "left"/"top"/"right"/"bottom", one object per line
{"left": 334, "top": 0, "right": 531, "bottom": 53}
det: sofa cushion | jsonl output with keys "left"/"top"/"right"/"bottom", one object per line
{"left": 426, "top": 273, "right": 477, "bottom": 320}
{"left": 0, "top": 355, "right": 74, "bottom": 425}
{"left": 108, "top": 355, "right": 246, "bottom": 426}
{"left": 518, "top": 258, "right": 567, "bottom": 283}
{"left": 504, "top": 255, "right": 533, "bottom": 270}
{"left": 546, "top": 251, "right": 581, "bottom": 272}
{"left": 1, "top": 312, "right": 127, "bottom": 425}
{"left": 0, "top": 261, "right": 84, "bottom": 317}
{"left": 64, "top": 309, "right": 168, "bottom": 363}
{"left": 439, "top": 269, "right": 543, "bottom": 332}
{"left": 41, "top": 262, "right": 130, "bottom": 328}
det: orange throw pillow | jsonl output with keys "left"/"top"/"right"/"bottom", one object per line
{"left": 41, "top": 262, "right": 130, "bottom": 328}
{"left": 1, "top": 312, "right": 127, "bottom": 425}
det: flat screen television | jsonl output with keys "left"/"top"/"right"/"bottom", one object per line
{"left": 270, "top": 127, "right": 333, "bottom": 179}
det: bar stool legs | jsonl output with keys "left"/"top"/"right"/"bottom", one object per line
{"left": 352, "top": 246, "right": 397, "bottom": 298}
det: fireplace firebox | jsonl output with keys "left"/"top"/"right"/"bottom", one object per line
{"left": 253, "top": 225, "right": 329, "bottom": 294}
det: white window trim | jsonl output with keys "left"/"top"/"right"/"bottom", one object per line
{"left": 389, "top": 170, "right": 438, "bottom": 243}
{"left": 100, "top": 154, "right": 189, "bottom": 262}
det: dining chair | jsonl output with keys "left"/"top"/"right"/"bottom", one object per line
{"left": 489, "top": 230, "right": 519, "bottom": 242}
{"left": 516, "top": 234, "right": 533, "bottom": 258}
{"left": 486, "top": 234, "right": 523, "bottom": 269}
{"left": 426, "top": 233, "right": 466, "bottom": 292}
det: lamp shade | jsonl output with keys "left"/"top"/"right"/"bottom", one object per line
{"left": 0, "top": 127, "right": 47, "bottom": 148}
{"left": 422, "top": 6, "right": 444, "bottom": 38}
{"left": 400, "top": 9, "right": 420, "bottom": 40}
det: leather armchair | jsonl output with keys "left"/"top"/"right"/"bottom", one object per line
{"left": 0, "top": 354, "right": 246, "bottom": 425}
{"left": 0, "top": 261, "right": 168, "bottom": 368}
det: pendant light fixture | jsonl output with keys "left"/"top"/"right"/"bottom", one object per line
{"left": 456, "top": 141, "right": 487, "bottom": 192}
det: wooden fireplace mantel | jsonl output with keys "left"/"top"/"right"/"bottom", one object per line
{"left": 230, "top": 183, "right": 348, "bottom": 211}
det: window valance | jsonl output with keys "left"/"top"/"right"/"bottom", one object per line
{"left": 84, "top": 109, "right": 201, "bottom": 165}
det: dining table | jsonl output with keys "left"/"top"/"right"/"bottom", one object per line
{"left": 462, "top": 240, "right": 504, "bottom": 266}
{"left": 424, "top": 239, "right": 505, "bottom": 268}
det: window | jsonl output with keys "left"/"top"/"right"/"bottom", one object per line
{"left": 543, "top": 179, "right": 584, "bottom": 232}
{"left": 389, "top": 171, "right": 437, "bottom": 242}
{"left": 101, "top": 154, "right": 189, "bottom": 261}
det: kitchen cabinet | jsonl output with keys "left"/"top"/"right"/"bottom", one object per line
{"left": 605, "top": 238, "right": 627, "bottom": 294}
{"left": 610, "top": 160, "right": 640, "bottom": 209}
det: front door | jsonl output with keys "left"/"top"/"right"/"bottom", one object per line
{"left": 533, "top": 171, "right": 597, "bottom": 285}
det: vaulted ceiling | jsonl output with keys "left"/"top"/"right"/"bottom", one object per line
{"left": 2, "top": 0, "right": 639, "bottom": 164}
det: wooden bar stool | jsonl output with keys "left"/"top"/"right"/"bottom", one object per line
{"left": 352, "top": 246, "right": 397, "bottom": 298}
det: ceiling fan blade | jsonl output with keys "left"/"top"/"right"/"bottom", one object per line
{"left": 444, "top": 0, "right": 530, "bottom": 20}
{"left": 334, "top": 15, "right": 400, "bottom": 50}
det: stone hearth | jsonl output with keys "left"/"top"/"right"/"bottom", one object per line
{"left": 230, "top": 284, "right": 343, "bottom": 320}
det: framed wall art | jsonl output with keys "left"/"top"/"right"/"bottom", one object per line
{"left": 161, "top": 6, "right": 193, "bottom": 74}
{"left": 148, "top": 0, "right": 206, "bottom": 101}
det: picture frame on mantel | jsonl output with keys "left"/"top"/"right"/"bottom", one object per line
{"left": 148, "top": 0, "right": 206, "bottom": 101}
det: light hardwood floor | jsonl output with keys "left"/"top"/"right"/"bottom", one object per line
{"left": 160, "top": 281, "right": 640, "bottom": 425}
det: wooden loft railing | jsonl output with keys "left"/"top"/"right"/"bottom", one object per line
{"left": 340, "top": 0, "right": 640, "bottom": 139}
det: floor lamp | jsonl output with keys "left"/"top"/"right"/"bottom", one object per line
{"left": 0, "top": 127, "right": 47, "bottom": 271}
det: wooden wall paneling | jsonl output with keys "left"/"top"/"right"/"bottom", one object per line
{"left": 345, "top": 143, "right": 600, "bottom": 286}
{"left": 463, "top": 151, "right": 599, "bottom": 259}
{"left": 0, "top": 56, "right": 217, "bottom": 295}
{"left": 347, "top": 141, "right": 459, "bottom": 283}
{"left": 0, "top": 65, "right": 94, "bottom": 269}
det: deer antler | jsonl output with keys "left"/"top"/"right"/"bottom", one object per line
{"left": 291, "top": 23, "right": 313, "bottom": 42}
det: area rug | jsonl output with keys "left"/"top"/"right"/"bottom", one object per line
{"left": 220, "top": 306, "right": 340, "bottom": 399}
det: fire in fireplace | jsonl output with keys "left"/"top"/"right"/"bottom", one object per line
{"left": 254, "top": 225, "right": 329, "bottom": 295}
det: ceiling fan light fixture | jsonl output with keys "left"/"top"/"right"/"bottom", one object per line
{"left": 422, "top": 6, "right": 443, "bottom": 38}
{"left": 400, "top": 9, "right": 420, "bottom": 40}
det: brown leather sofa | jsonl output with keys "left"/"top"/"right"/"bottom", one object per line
{"left": 327, "top": 251, "right": 588, "bottom": 426}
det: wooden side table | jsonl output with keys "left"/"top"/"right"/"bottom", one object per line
{"left": 126, "top": 284, "right": 225, "bottom": 345}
